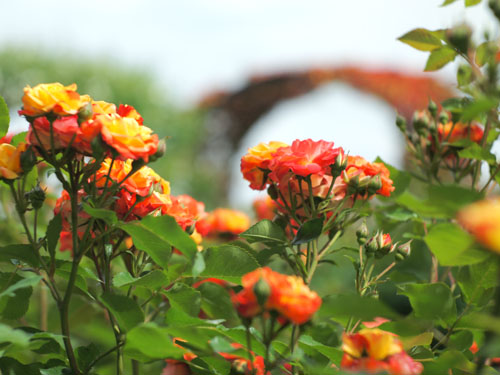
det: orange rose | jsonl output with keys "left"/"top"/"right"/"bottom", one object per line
{"left": 196, "top": 208, "right": 250, "bottom": 238}
{"left": 253, "top": 196, "right": 277, "bottom": 221}
{"left": 0, "top": 142, "right": 27, "bottom": 179}
{"left": 95, "top": 158, "right": 170, "bottom": 197}
{"left": 341, "top": 329, "right": 423, "bottom": 375}
{"left": 232, "top": 267, "right": 322, "bottom": 324}
{"left": 457, "top": 198, "right": 500, "bottom": 253}
{"left": 437, "top": 121, "right": 483, "bottom": 144}
{"left": 241, "top": 141, "right": 288, "bottom": 190}
{"left": 218, "top": 343, "right": 268, "bottom": 375}
{"left": 117, "top": 104, "right": 143, "bottom": 125}
{"left": 163, "top": 194, "right": 206, "bottom": 230}
{"left": 20, "top": 83, "right": 91, "bottom": 117}
{"left": 98, "top": 114, "right": 158, "bottom": 162}
{"left": 269, "top": 139, "right": 344, "bottom": 181}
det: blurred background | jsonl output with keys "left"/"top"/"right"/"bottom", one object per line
{"left": 0, "top": 0, "right": 495, "bottom": 209}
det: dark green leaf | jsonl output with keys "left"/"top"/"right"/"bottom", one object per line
{"left": 0, "top": 275, "right": 42, "bottom": 299}
{"left": 425, "top": 223, "right": 489, "bottom": 266}
{"left": 201, "top": 245, "right": 260, "bottom": 284}
{"left": 0, "top": 244, "right": 39, "bottom": 267}
{"left": 76, "top": 343, "right": 100, "bottom": 371}
{"left": 82, "top": 203, "right": 118, "bottom": 225}
{"left": 112, "top": 270, "right": 168, "bottom": 289}
{"left": 460, "top": 97, "right": 498, "bottom": 122}
{"left": 124, "top": 323, "right": 184, "bottom": 361}
{"left": 46, "top": 214, "right": 62, "bottom": 259}
{"left": 457, "top": 257, "right": 499, "bottom": 305}
{"left": 0, "top": 273, "right": 33, "bottom": 319}
{"left": 448, "top": 330, "right": 473, "bottom": 351}
{"left": 240, "top": 219, "right": 288, "bottom": 244}
{"left": 0, "top": 96, "right": 9, "bottom": 139}
{"left": 424, "top": 350, "right": 474, "bottom": 373}
{"left": 99, "top": 292, "right": 144, "bottom": 332}
{"left": 399, "top": 282, "right": 456, "bottom": 324}
{"left": 299, "top": 335, "right": 343, "bottom": 363}
{"left": 398, "top": 28, "right": 443, "bottom": 51}
{"left": 424, "top": 47, "right": 457, "bottom": 71}
{"left": 458, "top": 143, "right": 496, "bottom": 165}
{"left": 292, "top": 218, "right": 323, "bottom": 245}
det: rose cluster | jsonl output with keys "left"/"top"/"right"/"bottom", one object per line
{"left": 341, "top": 328, "right": 423, "bottom": 375}
{"left": 241, "top": 139, "right": 394, "bottom": 222}
{"left": 19, "top": 83, "right": 160, "bottom": 162}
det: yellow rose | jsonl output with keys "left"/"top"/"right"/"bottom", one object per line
{"left": 0, "top": 143, "right": 27, "bottom": 179}
{"left": 20, "top": 83, "right": 91, "bottom": 116}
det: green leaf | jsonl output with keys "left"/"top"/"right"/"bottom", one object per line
{"left": 82, "top": 203, "right": 118, "bottom": 225}
{"left": 461, "top": 97, "right": 498, "bottom": 122}
{"left": 99, "top": 292, "right": 144, "bottom": 332}
{"left": 457, "top": 257, "right": 499, "bottom": 305}
{"left": 0, "top": 323, "right": 30, "bottom": 347}
{"left": 399, "top": 332, "right": 434, "bottom": 351}
{"left": 424, "top": 350, "right": 475, "bottom": 373}
{"left": 163, "top": 283, "right": 201, "bottom": 317}
{"left": 424, "top": 46, "right": 457, "bottom": 71}
{"left": 292, "top": 218, "right": 323, "bottom": 245}
{"left": 399, "top": 283, "right": 456, "bottom": 324}
{"left": 192, "top": 252, "right": 206, "bottom": 278}
{"left": 198, "top": 282, "right": 239, "bottom": 323}
{"left": 318, "top": 294, "right": 399, "bottom": 323}
{"left": 458, "top": 143, "right": 496, "bottom": 165}
{"left": 441, "top": 0, "right": 459, "bottom": 5}
{"left": 398, "top": 28, "right": 443, "bottom": 51}
{"left": 0, "top": 96, "right": 9, "bottom": 139}
{"left": 76, "top": 343, "right": 100, "bottom": 372}
{"left": 119, "top": 215, "right": 196, "bottom": 264}
{"left": 124, "top": 323, "right": 184, "bottom": 361}
{"left": 425, "top": 223, "right": 489, "bottom": 266}
{"left": 0, "top": 244, "right": 39, "bottom": 267}
{"left": 46, "top": 214, "right": 62, "bottom": 258}
{"left": 0, "top": 275, "right": 42, "bottom": 299}
{"left": 298, "top": 335, "right": 343, "bottom": 363}
{"left": 201, "top": 245, "right": 260, "bottom": 284}
{"left": 465, "top": 0, "right": 481, "bottom": 6}
{"left": 476, "top": 42, "right": 495, "bottom": 66}
{"left": 11, "top": 132, "right": 27, "bottom": 146}
{"left": 112, "top": 270, "right": 168, "bottom": 289}
{"left": 240, "top": 220, "right": 288, "bottom": 244}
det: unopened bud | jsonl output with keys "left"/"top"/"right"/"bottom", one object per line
{"left": 356, "top": 222, "right": 369, "bottom": 245}
{"left": 413, "top": 111, "right": 430, "bottom": 137}
{"left": 254, "top": 278, "right": 271, "bottom": 307}
{"left": 131, "top": 158, "right": 146, "bottom": 172}
{"left": 395, "top": 241, "right": 412, "bottom": 262}
{"left": 396, "top": 114, "right": 407, "bottom": 134}
{"left": 20, "top": 146, "right": 37, "bottom": 173}
{"left": 331, "top": 152, "right": 348, "bottom": 177}
{"left": 91, "top": 136, "right": 106, "bottom": 161}
{"left": 446, "top": 24, "right": 472, "bottom": 55}
{"left": 267, "top": 184, "right": 278, "bottom": 200}
{"left": 27, "top": 184, "right": 46, "bottom": 210}
{"left": 439, "top": 111, "right": 449, "bottom": 125}
{"left": 428, "top": 100, "right": 438, "bottom": 117}
{"left": 346, "top": 174, "right": 360, "bottom": 195}
{"left": 367, "top": 175, "right": 382, "bottom": 195}
{"left": 78, "top": 102, "right": 93, "bottom": 124}
{"left": 365, "top": 238, "right": 378, "bottom": 257}
{"left": 149, "top": 139, "right": 167, "bottom": 163}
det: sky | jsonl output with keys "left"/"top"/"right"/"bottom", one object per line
{"left": 0, "top": 0, "right": 496, "bottom": 206}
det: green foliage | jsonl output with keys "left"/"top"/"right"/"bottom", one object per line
{"left": 200, "top": 245, "right": 260, "bottom": 283}
{"left": 0, "top": 96, "right": 9, "bottom": 139}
